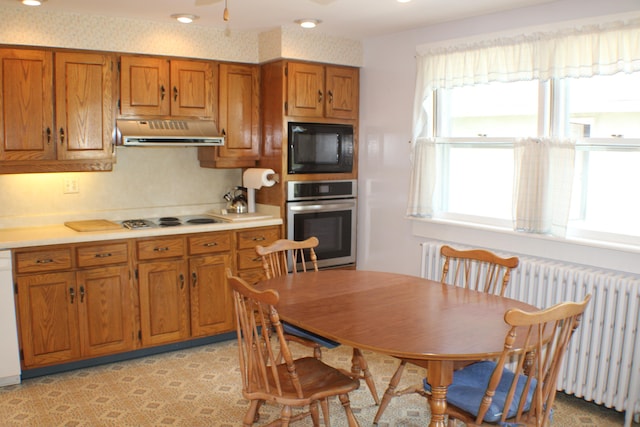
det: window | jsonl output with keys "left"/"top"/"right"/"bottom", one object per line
{"left": 438, "top": 80, "right": 542, "bottom": 137}
{"left": 431, "top": 73, "right": 640, "bottom": 244}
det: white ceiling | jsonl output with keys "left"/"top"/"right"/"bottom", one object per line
{"left": 8, "top": 0, "right": 559, "bottom": 40}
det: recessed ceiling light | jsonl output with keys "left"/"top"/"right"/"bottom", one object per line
{"left": 171, "top": 14, "right": 199, "bottom": 24}
{"left": 295, "top": 19, "right": 321, "bottom": 29}
{"left": 397, "top": 0, "right": 412, "bottom": 3}
{"left": 21, "top": 0, "right": 46, "bottom": 6}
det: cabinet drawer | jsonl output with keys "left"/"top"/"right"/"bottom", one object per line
{"left": 237, "top": 248, "right": 264, "bottom": 271}
{"left": 236, "top": 227, "right": 280, "bottom": 250}
{"left": 188, "top": 232, "right": 232, "bottom": 255}
{"left": 137, "top": 237, "right": 185, "bottom": 260}
{"left": 15, "top": 248, "right": 72, "bottom": 274}
{"left": 237, "top": 268, "right": 267, "bottom": 286}
{"left": 76, "top": 242, "right": 129, "bottom": 267}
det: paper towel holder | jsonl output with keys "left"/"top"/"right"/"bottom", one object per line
{"left": 243, "top": 169, "right": 280, "bottom": 213}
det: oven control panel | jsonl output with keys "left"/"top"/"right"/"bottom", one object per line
{"left": 287, "top": 180, "right": 357, "bottom": 201}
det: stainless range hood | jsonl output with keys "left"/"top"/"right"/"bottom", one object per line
{"left": 117, "top": 119, "right": 225, "bottom": 147}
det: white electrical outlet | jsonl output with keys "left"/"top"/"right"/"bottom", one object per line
{"left": 63, "top": 177, "right": 79, "bottom": 194}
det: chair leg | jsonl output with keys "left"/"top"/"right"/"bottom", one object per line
{"left": 310, "top": 401, "right": 321, "bottom": 426}
{"left": 320, "top": 398, "right": 331, "bottom": 427}
{"left": 373, "top": 359, "right": 407, "bottom": 424}
{"left": 338, "top": 393, "right": 361, "bottom": 427}
{"left": 243, "top": 400, "right": 261, "bottom": 427}
{"left": 351, "top": 348, "right": 380, "bottom": 405}
{"left": 280, "top": 405, "right": 292, "bottom": 427}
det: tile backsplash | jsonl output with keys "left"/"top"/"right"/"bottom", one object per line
{"left": 0, "top": 148, "right": 240, "bottom": 228}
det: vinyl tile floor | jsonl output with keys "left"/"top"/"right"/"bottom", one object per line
{"left": 0, "top": 340, "right": 630, "bottom": 426}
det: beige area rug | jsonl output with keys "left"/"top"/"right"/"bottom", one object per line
{"left": 0, "top": 339, "right": 627, "bottom": 426}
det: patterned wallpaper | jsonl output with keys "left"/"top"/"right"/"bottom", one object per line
{"left": 0, "top": 4, "right": 362, "bottom": 66}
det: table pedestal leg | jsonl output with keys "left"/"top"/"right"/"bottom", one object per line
{"left": 429, "top": 386, "right": 448, "bottom": 427}
{"left": 426, "top": 360, "right": 453, "bottom": 427}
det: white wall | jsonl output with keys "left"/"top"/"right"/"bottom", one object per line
{"left": 357, "top": 0, "right": 640, "bottom": 276}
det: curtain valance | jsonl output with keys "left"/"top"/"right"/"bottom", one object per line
{"left": 416, "top": 17, "right": 640, "bottom": 90}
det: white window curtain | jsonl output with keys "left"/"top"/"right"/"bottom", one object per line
{"left": 512, "top": 138, "right": 576, "bottom": 236}
{"left": 406, "top": 137, "right": 436, "bottom": 217}
{"left": 407, "top": 16, "right": 640, "bottom": 234}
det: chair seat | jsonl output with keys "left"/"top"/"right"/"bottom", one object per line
{"left": 283, "top": 322, "right": 340, "bottom": 348}
{"left": 247, "top": 357, "right": 359, "bottom": 400}
{"left": 423, "top": 361, "right": 536, "bottom": 423}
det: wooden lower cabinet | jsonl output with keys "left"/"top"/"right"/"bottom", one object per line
{"left": 136, "top": 231, "right": 234, "bottom": 346}
{"left": 137, "top": 259, "right": 190, "bottom": 346}
{"left": 189, "top": 254, "right": 233, "bottom": 336}
{"left": 17, "top": 271, "right": 80, "bottom": 367}
{"left": 14, "top": 225, "right": 279, "bottom": 370}
{"left": 16, "top": 244, "right": 134, "bottom": 368}
{"left": 235, "top": 226, "right": 281, "bottom": 284}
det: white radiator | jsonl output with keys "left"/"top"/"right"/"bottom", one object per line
{"left": 420, "top": 241, "right": 640, "bottom": 427}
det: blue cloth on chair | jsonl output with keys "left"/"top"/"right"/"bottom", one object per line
{"left": 282, "top": 322, "right": 340, "bottom": 348}
{"left": 423, "top": 360, "right": 537, "bottom": 423}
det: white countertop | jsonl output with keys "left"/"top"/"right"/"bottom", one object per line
{"left": 0, "top": 217, "right": 282, "bottom": 250}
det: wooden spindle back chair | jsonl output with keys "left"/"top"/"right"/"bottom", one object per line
{"left": 256, "top": 237, "right": 381, "bottom": 408}
{"left": 256, "top": 236, "right": 319, "bottom": 279}
{"left": 227, "top": 270, "right": 361, "bottom": 427}
{"left": 374, "top": 244, "right": 520, "bottom": 424}
{"left": 432, "top": 294, "right": 591, "bottom": 426}
{"left": 440, "top": 244, "right": 520, "bottom": 296}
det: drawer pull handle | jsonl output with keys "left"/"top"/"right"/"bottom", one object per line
{"left": 192, "top": 272, "right": 197, "bottom": 287}
{"left": 94, "top": 253, "right": 112, "bottom": 258}
{"left": 69, "top": 287, "right": 75, "bottom": 304}
{"left": 251, "top": 256, "right": 262, "bottom": 262}
{"left": 204, "top": 242, "right": 218, "bottom": 247}
{"left": 252, "top": 236, "right": 266, "bottom": 242}
{"left": 154, "top": 247, "right": 170, "bottom": 252}
{"left": 80, "top": 286, "right": 85, "bottom": 303}
{"left": 179, "top": 273, "right": 185, "bottom": 289}
{"left": 36, "top": 258, "right": 54, "bottom": 264}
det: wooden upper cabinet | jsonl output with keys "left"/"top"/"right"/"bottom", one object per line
{"left": 170, "top": 60, "right": 215, "bottom": 118}
{"left": 199, "top": 62, "right": 260, "bottom": 168}
{"left": 120, "top": 56, "right": 169, "bottom": 116}
{"left": 0, "top": 48, "right": 54, "bottom": 161}
{"left": 55, "top": 52, "right": 115, "bottom": 161}
{"left": 287, "top": 62, "right": 325, "bottom": 118}
{"left": 325, "top": 66, "right": 359, "bottom": 120}
{"left": 286, "top": 62, "right": 359, "bottom": 120}
{"left": 120, "top": 55, "right": 215, "bottom": 119}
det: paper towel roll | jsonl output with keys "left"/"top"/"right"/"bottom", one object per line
{"left": 243, "top": 168, "right": 277, "bottom": 189}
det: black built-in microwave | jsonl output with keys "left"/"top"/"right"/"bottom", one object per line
{"left": 287, "top": 122, "right": 354, "bottom": 174}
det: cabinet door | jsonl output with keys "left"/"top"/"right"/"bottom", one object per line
{"left": 170, "top": 60, "right": 215, "bottom": 119}
{"left": 189, "top": 254, "right": 233, "bottom": 336}
{"left": 55, "top": 52, "right": 115, "bottom": 160}
{"left": 76, "top": 266, "right": 134, "bottom": 357}
{"left": 0, "top": 48, "right": 54, "bottom": 161}
{"left": 17, "top": 272, "right": 80, "bottom": 367}
{"left": 203, "top": 63, "right": 259, "bottom": 167}
{"left": 325, "top": 66, "right": 359, "bottom": 120}
{"left": 120, "top": 56, "right": 170, "bottom": 116}
{"left": 287, "top": 62, "right": 324, "bottom": 118}
{"left": 138, "top": 260, "right": 189, "bottom": 346}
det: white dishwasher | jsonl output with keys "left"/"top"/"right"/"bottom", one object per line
{"left": 0, "top": 250, "right": 21, "bottom": 386}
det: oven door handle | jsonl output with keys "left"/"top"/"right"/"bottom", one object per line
{"left": 289, "top": 202, "right": 355, "bottom": 212}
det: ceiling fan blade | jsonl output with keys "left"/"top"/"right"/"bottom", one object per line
{"left": 195, "top": 0, "right": 222, "bottom": 6}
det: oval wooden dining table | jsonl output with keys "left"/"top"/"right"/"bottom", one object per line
{"left": 255, "top": 269, "right": 539, "bottom": 427}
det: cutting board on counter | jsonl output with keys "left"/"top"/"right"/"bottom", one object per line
{"left": 207, "top": 212, "right": 273, "bottom": 222}
{"left": 64, "top": 219, "right": 123, "bottom": 232}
